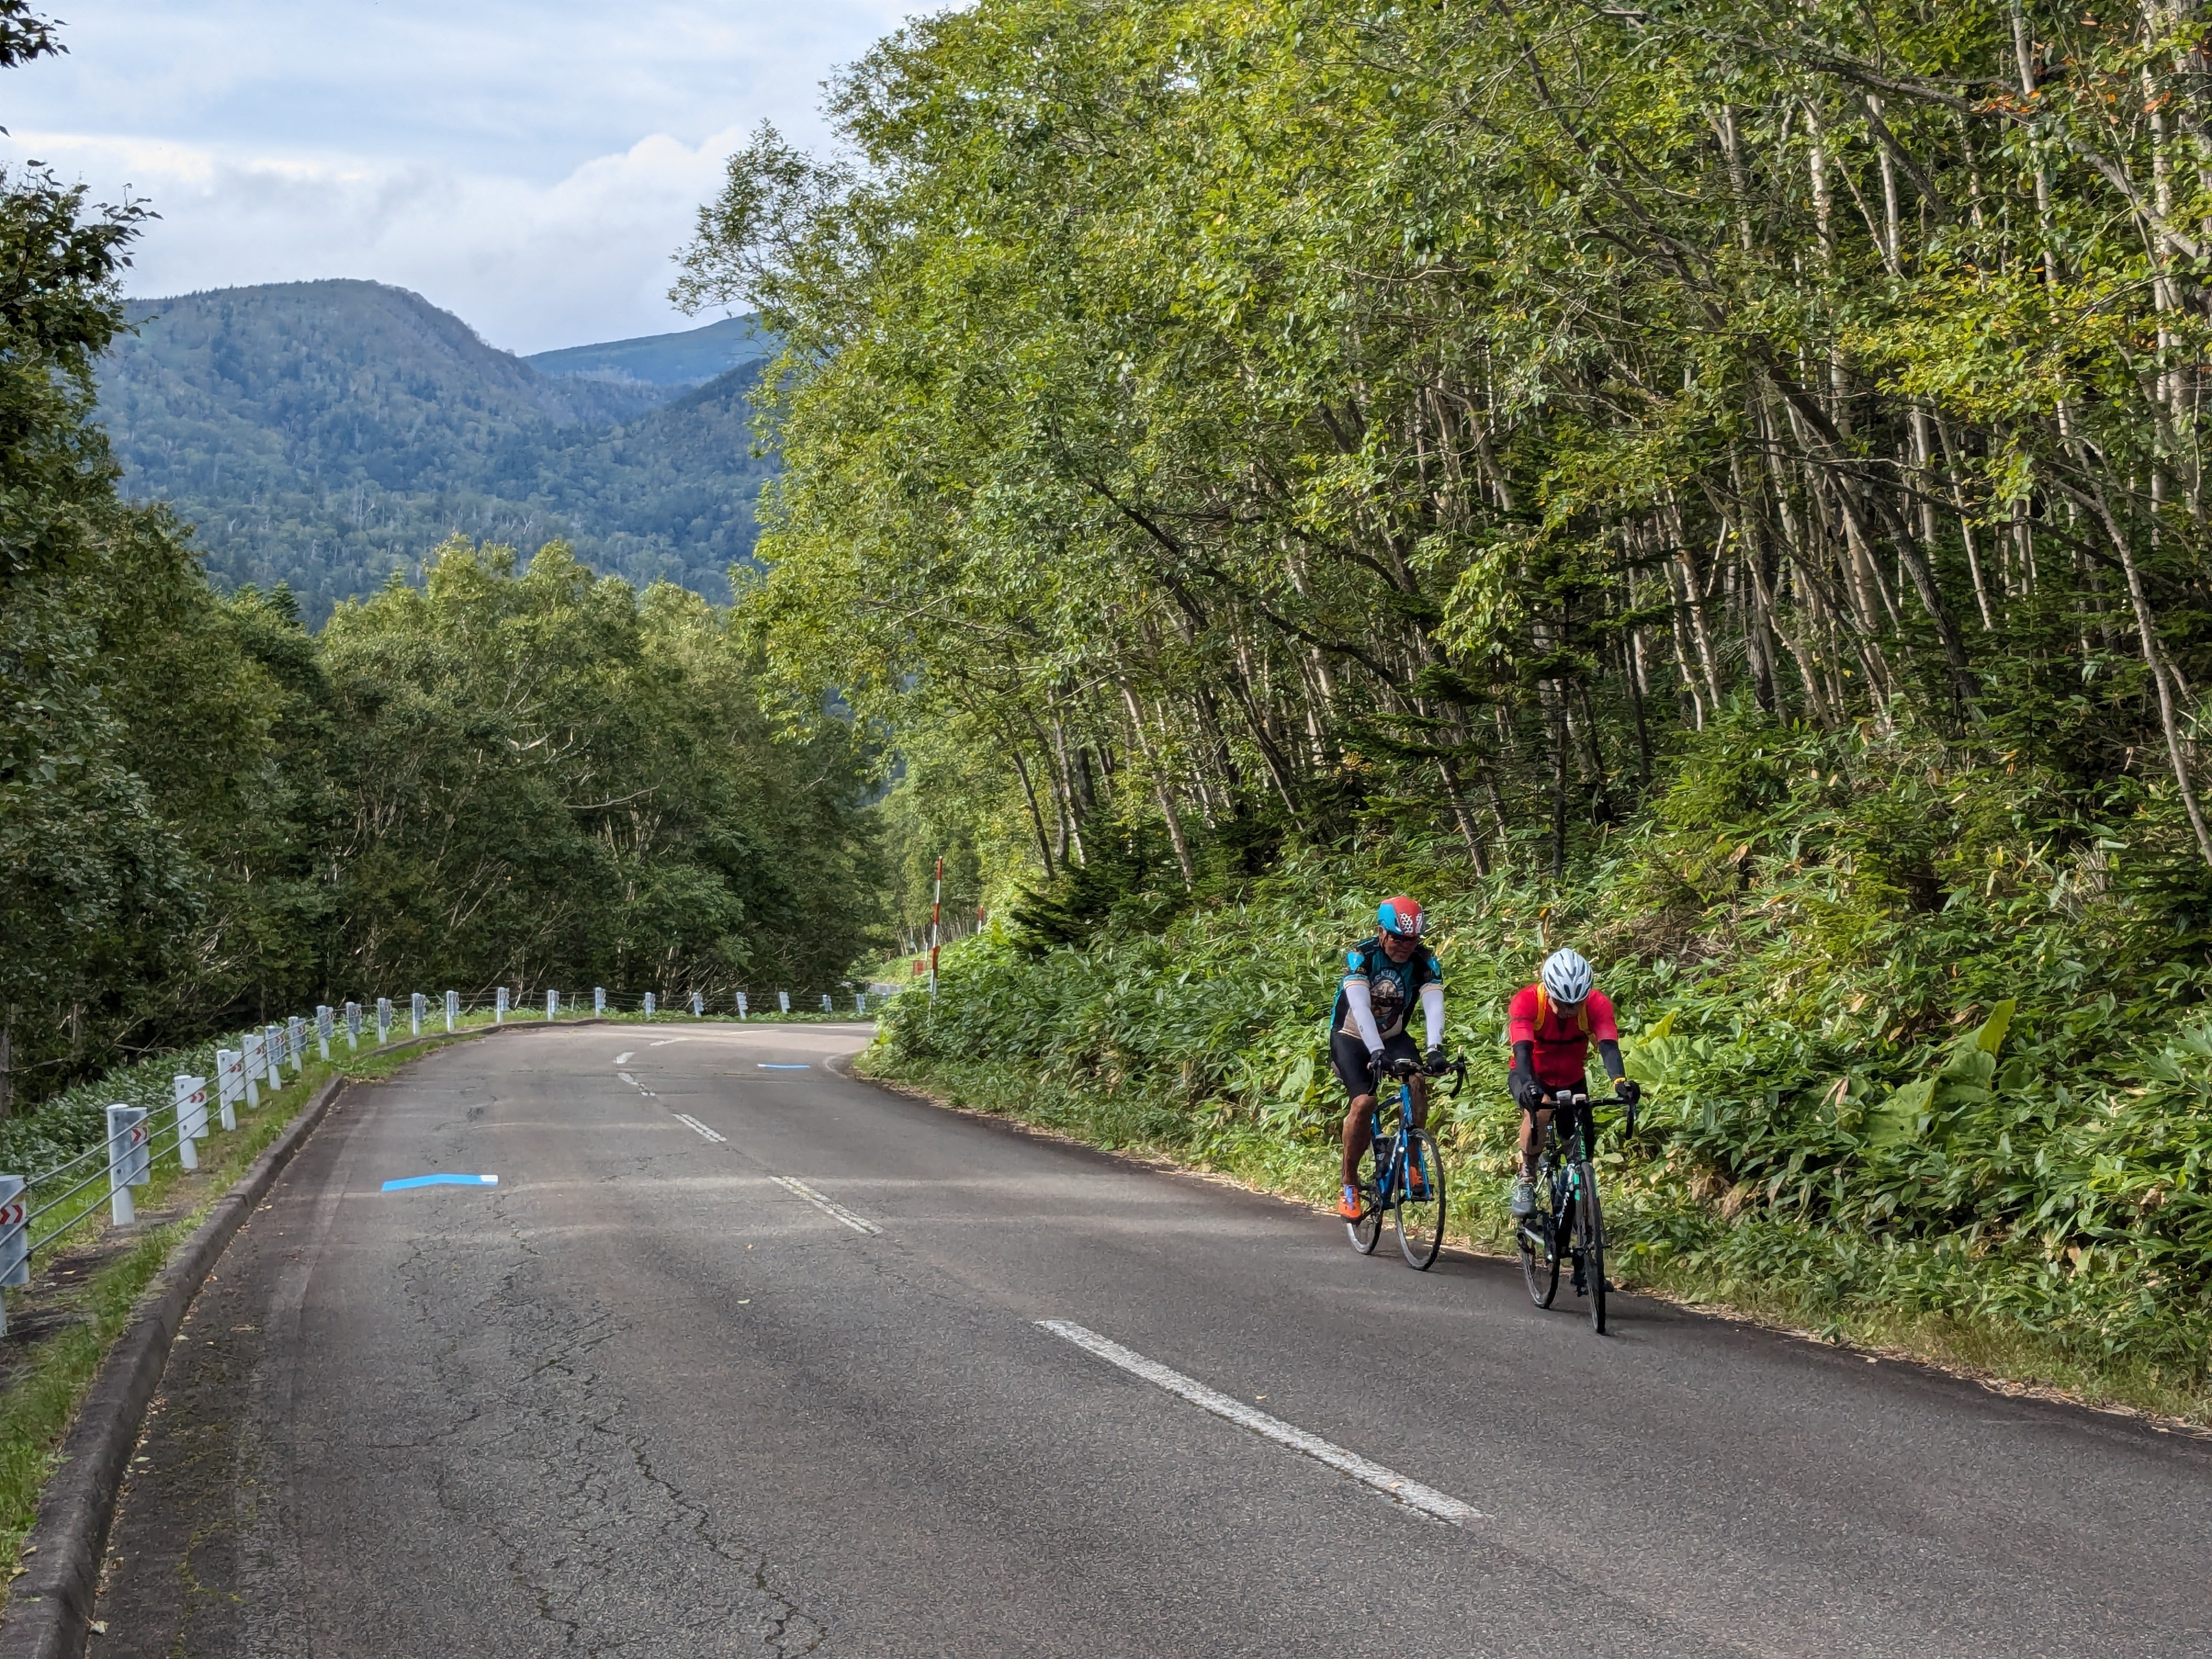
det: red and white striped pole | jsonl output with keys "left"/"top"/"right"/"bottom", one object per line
{"left": 929, "top": 855, "right": 943, "bottom": 999}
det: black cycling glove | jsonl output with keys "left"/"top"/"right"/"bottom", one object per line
{"left": 1423, "top": 1045, "right": 1446, "bottom": 1074}
{"left": 1618, "top": 1078, "right": 1643, "bottom": 1106}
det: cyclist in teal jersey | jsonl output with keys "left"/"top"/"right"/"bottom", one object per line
{"left": 1331, "top": 896, "right": 1446, "bottom": 1220}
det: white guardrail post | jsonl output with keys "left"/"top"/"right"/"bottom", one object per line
{"left": 173, "top": 1074, "right": 208, "bottom": 1170}
{"left": 216, "top": 1047, "right": 243, "bottom": 1129}
{"left": 856, "top": 992, "right": 867, "bottom": 1015}
{"left": 778, "top": 991, "right": 791, "bottom": 1014}
{"left": 106, "top": 1104, "right": 149, "bottom": 1226}
{"left": 689, "top": 991, "right": 703, "bottom": 1017}
{"left": 411, "top": 992, "right": 424, "bottom": 1035}
{"left": 240, "top": 1031, "right": 264, "bottom": 1109}
{"left": 447, "top": 990, "right": 460, "bottom": 1032}
{"left": 736, "top": 992, "right": 748, "bottom": 1020}
{"left": 494, "top": 987, "right": 507, "bottom": 1025}
{"left": 821, "top": 994, "right": 832, "bottom": 1014}
{"left": 547, "top": 989, "right": 558, "bottom": 1019}
{"left": 377, "top": 996, "right": 392, "bottom": 1042}
{"left": 594, "top": 986, "right": 605, "bottom": 1015}
{"left": 644, "top": 992, "right": 656, "bottom": 1015}
{"left": 315, "top": 1005, "right": 333, "bottom": 1062}
{"left": 0, "top": 1176, "right": 25, "bottom": 1334}
{"left": 287, "top": 1016, "right": 306, "bottom": 1075}
{"left": 344, "top": 1001, "right": 360, "bottom": 1050}
{"left": 263, "top": 1025, "right": 285, "bottom": 1093}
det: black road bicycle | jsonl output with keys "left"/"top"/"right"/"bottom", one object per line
{"left": 1345, "top": 1054, "right": 1465, "bottom": 1269}
{"left": 1516, "top": 1086, "right": 1634, "bottom": 1334}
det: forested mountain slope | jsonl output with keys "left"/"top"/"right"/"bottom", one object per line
{"left": 97, "top": 281, "right": 773, "bottom": 620}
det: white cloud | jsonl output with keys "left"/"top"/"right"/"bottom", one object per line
{"left": 15, "top": 126, "right": 766, "bottom": 353}
{"left": 0, "top": 0, "right": 924, "bottom": 350}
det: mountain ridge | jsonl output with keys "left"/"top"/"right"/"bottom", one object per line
{"left": 96, "top": 280, "right": 773, "bottom": 622}
{"left": 525, "top": 313, "right": 766, "bottom": 388}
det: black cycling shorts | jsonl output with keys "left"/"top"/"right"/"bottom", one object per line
{"left": 1330, "top": 1028, "right": 1421, "bottom": 1102}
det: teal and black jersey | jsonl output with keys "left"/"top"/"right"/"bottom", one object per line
{"left": 1331, "top": 938, "right": 1443, "bottom": 1041}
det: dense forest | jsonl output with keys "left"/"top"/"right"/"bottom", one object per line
{"left": 97, "top": 282, "right": 775, "bottom": 622}
{"left": 688, "top": 0, "right": 2212, "bottom": 1399}
{"left": 0, "top": 16, "right": 879, "bottom": 1110}
{"left": 698, "top": 0, "right": 2212, "bottom": 893}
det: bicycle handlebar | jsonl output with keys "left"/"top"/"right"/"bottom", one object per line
{"left": 1381, "top": 1053, "right": 1469, "bottom": 1090}
{"left": 1545, "top": 1085, "right": 1637, "bottom": 1136}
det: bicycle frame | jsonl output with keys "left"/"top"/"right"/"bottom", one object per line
{"left": 1361, "top": 1058, "right": 1465, "bottom": 1199}
{"left": 1518, "top": 1086, "right": 1630, "bottom": 1331}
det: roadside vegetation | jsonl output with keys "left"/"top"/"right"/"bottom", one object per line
{"left": 871, "top": 713, "right": 2212, "bottom": 1420}
{"left": 697, "top": 0, "right": 2212, "bottom": 1416}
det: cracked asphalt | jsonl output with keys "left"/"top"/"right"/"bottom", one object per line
{"left": 88, "top": 1022, "right": 2212, "bottom": 1656}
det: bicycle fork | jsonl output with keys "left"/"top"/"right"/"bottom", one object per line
{"left": 1559, "top": 1165, "right": 1593, "bottom": 1289}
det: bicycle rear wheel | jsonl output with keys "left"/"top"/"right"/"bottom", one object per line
{"left": 1576, "top": 1164, "right": 1607, "bottom": 1334}
{"left": 1517, "top": 1164, "right": 1560, "bottom": 1307}
{"left": 1393, "top": 1128, "right": 1446, "bottom": 1269}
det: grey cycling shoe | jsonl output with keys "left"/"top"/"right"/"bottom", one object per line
{"left": 1509, "top": 1177, "right": 1535, "bottom": 1217}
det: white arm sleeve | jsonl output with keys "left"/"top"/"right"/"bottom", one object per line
{"left": 1420, "top": 981, "right": 1446, "bottom": 1049}
{"left": 1344, "top": 980, "right": 1384, "bottom": 1052}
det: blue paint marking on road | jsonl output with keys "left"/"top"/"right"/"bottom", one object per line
{"left": 757, "top": 1063, "right": 811, "bottom": 1070}
{"left": 381, "top": 1173, "right": 500, "bottom": 1191}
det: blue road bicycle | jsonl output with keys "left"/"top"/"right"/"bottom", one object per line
{"left": 1517, "top": 1086, "right": 1634, "bottom": 1334}
{"left": 1345, "top": 1054, "right": 1465, "bottom": 1269}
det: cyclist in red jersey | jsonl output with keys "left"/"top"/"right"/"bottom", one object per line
{"left": 1506, "top": 947, "right": 1639, "bottom": 1218}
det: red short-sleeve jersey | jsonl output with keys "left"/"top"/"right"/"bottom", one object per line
{"left": 1506, "top": 984, "right": 1619, "bottom": 1089}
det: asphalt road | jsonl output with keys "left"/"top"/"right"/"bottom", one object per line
{"left": 89, "top": 1022, "right": 2212, "bottom": 1657}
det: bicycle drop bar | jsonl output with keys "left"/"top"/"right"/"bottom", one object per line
{"left": 1548, "top": 1086, "right": 1637, "bottom": 1137}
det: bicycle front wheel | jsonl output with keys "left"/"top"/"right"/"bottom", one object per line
{"left": 1393, "top": 1128, "right": 1447, "bottom": 1269}
{"left": 1576, "top": 1163, "right": 1607, "bottom": 1334}
{"left": 1518, "top": 1166, "right": 1560, "bottom": 1307}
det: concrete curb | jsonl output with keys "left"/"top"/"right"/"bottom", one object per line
{"left": 0, "top": 1015, "right": 604, "bottom": 1659}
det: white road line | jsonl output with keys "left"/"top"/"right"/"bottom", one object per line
{"left": 768, "top": 1175, "right": 881, "bottom": 1235}
{"left": 1036, "top": 1321, "right": 1483, "bottom": 1527}
{"left": 648, "top": 1037, "right": 688, "bottom": 1047}
{"left": 614, "top": 1052, "right": 634, "bottom": 1066}
{"left": 673, "top": 1113, "right": 727, "bottom": 1143}
{"left": 618, "top": 1072, "right": 639, "bottom": 1086}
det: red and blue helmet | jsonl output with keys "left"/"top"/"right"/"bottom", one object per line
{"left": 1376, "top": 896, "right": 1425, "bottom": 938}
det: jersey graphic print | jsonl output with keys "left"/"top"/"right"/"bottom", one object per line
{"left": 1335, "top": 939, "right": 1443, "bottom": 1041}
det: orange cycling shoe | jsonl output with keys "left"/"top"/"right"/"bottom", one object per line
{"left": 1404, "top": 1164, "right": 1430, "bottom": 1201}
{"left": 1338, "top": 1186, "right": 1363, "bottom": 1220}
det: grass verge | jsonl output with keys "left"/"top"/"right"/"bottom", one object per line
{"left": 857, "top": 1050, "right": 2212, "bottom": 1432}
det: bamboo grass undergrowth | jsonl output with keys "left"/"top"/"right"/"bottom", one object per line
{"left": 869, "top": 716, "right": 2212, "bottom": 1430}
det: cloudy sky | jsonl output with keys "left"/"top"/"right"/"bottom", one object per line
{"left": 1, "top": 1, "right": 918, "bottom": 354}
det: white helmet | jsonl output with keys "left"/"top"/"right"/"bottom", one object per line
{"left": 1541, "top": 947, "right": 1593, "bottom": 1005}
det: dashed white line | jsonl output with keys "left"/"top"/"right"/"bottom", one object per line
{"left": 768, "top": 1175, "right": 881, "bottom": 1235}
{"left": 1036, "top": 1321, "right": 1483, "bottom": 1527}
{"left": 648, "top": 1037, "right": 688, "bottom": 1047}
{"left": 618, "top": 1071, "right": 639, "bottom": 1086}
{"left": 613, "top": 1051, "right": 635, "bottom": 1066}
{"left": 673, "top": 1113, "right": 727, "bottom": 1143}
